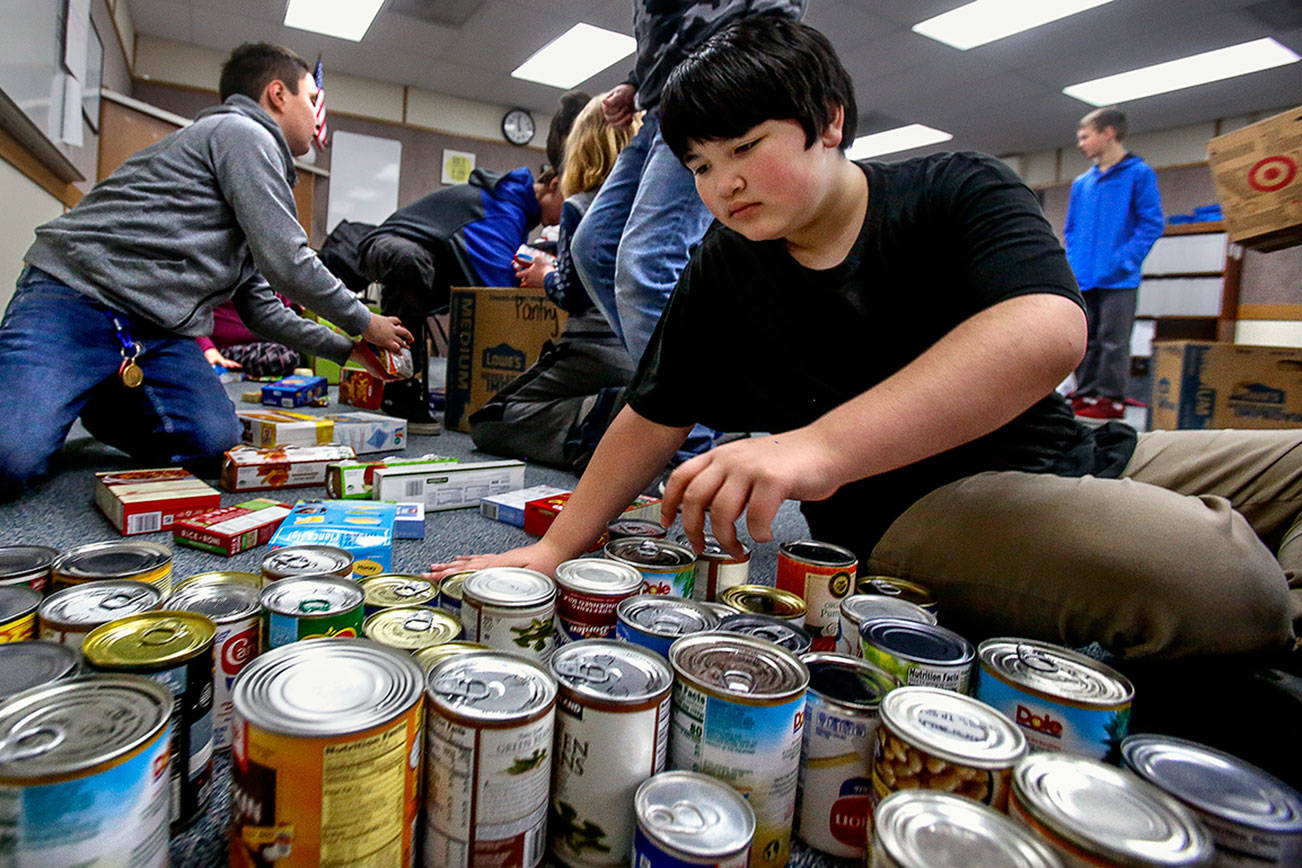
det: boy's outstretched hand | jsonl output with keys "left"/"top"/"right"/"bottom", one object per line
{"left": 360, "top": 313, "right": 413, "bottom": 353}
{"left": 425, "top": 540, "right": 569, "bottom": 582}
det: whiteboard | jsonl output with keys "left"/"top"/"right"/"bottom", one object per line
{"left": 326, "top": 131, "right": 402, "bottom": 233}
{"left": 0, "top": 0, "right": 64, "bottom": 143}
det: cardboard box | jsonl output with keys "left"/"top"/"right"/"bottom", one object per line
{"left": 173, "top": 498, "right": 291, "bottom": 556}
{"left": 321, "top": 412, "right": 407, "bottom": 454}
{"left": 1151, "top": 341, "right": 1302, "bottom": 429}
{"left": 480, "top": 484, "right": 571, "bottom": 527}
{"left": 269, "top": 500, "right": 395, "bottom": 576}
{"left": 394, "top": 502, "right": 425, "bottom": 539}
{"left": 1207, "top": 105, "right": 1302, "bottom": 252}
{"left": 262, "top": 374, "right": 328, "bottom": 408}
{"left": 94, "top": 469, "right": 222, "bottom": 535}
{"left": 239, "top": 410, "right": 334, "bottom": 448}
{"left": 325, "top": 454, "right": 457, "bottom": 499}
{"left": 371, "top": 459, "right": 525, "bottom": 511}
{"left": 444, "top": 287, "right": 567, "bottom": 432}
{"left": 220, "top": 444, "right": 356, "bottom": 492}
{"left": 523, "top": 492, "right": 661, "bottom": 550}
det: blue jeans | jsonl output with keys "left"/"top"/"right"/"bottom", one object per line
{"left": 0, "top": 268, "right": 241, "bottom": 495}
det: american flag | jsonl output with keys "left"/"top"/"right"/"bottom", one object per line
{"left": 312, "top": 56, "right": 328, "bottom": 150}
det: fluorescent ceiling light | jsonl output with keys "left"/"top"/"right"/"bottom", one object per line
{"left": 914, "top": 0, "right": 1116, "bottom": 50}
{"left": 1064, "top": 37, "right": 1300, "bottom": 105}
{"left": 284, "top": 0, "right": 384, "bottom": 41}
{"left": 512, "top": 23, "right": 636, "bottom": 89}
{"left": 846, "top": 124, "right": 954, "bottom": 159}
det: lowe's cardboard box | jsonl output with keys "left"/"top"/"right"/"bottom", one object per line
{"left": 1151, "top": 341, "right": 1302, "bottom": 429}
{"left": 444, "top": 287, "right": 566, "bottom": 432}
{"left": 1206, "top": 104, "right": 1302, "bottom": 252}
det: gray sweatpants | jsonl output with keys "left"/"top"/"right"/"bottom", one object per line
{"left": 1074, "top": 287, "right": 1138, "bottom": 399}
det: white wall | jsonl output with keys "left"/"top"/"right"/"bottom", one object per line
{"left": 0, "top": 160, "right": 65, "bottom": 311}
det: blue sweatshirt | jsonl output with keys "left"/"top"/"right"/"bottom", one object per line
{"left": 1063, "top": 152, "right": 1164, "bottom": 291}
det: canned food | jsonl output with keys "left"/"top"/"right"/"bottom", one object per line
{"left": 698, "top": 601, "right": 736, "bottom": 620}
{"left": 616, "top": 595, "right": 719, "bottom": 658}
{"left": 718, "top": 583, "right": 807, "bottom": 627}
{"left": 669, "top": 632, "right": 809, "bottom": 868}
{"left": 167, "top": 576, "right": 262, "bottom": 750}
{"left": 977, "top": 638, "right": 1134, "bottom": 761}
{"left": 38, "top": 579, "right": 163, "bottom": 647}
{"left": 230, "top": 638, "right": 425, "bottom": 867}
{"left": 1122, "top": 735, "right": 1302, "bottom": 866}
{"left": 549, "top": 640, "right": 673, "bottom": 866}
{"left": 0, "top": 544, "right": 58, "bottom": 593}
{"left": 83, "top": 611, "right": 217, "bottom": 831}
{"left": 861, "top": 618, "right": 975, "bottom": 693}
{"left": 0, "top": 639, "right": 79, "bottom": 701}
{"left": 175, "top": 569, "right": 262, "bottom": 591}
{"left": 553, "top": 558, "right": 644, "bottom": 643}
{"left": 717, "top": 612, "right": 813, "bottom": 655}
{"left": 605, "top": 517, "right": 667, "bottom": 542}
{"left": 0, "top": 586, "right": 41, "bottom": 643}
{"left": 461, "top": 567, "right": 557, "bottom": 661}
{"left": 796, "top": 652, "right": 898, "bottom": 858}
{"left": 872, "top": 687, "right": 1027, "bottom": 822}
{"left": 836, "top": 594, "right": 937, "bottom": 656}
{"left": 361, "top": 573, "right": 439, "bottom": 615}
{"left": 856, "top": 575, "right": 937, "bottom": 612}
{"left": 364, "top": 604, "right": 462, "bottom": 651}
{"left": 412, "top": 640, "right": 491, "bottom": 673}
{"left": 776, "top": 539, "right": 856, "bottom": 651}
{"left": 633, "top": 770, "right": 755, "bottom": 868}
{"left": 261, "top": 544, "right": 354, "bottom": 583}
{"left": 1011, "top": 752, "right": 1214, "bottom": 867}
{"left": 52, "top": 540, "right": 173, "bottom": 596}
{"left": 871, "top": 789, "right": 1064, "bottom": 868}
{"left": 0, "top": 676, "right": 173, "bottom": 867}
{"left": 424, "top": 650, "right": 558, "bottom": 867}
{"left": 677, "top": 534, "right": 750, "bottom": 602}
{"left": 605, "top": 538, "right": 695, "bottom": 598}
{"left": 259, "top": 575, "right": 365, "bottom": 650}
{"left": 439, "top": 571, "right": 470, "bottom": 618}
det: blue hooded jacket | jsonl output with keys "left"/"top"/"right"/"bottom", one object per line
{"left": 1063, "top": 153, "right": 1164, "bottom": 291}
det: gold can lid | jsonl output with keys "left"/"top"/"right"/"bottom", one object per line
{"left": 856, "top": 575, "right": 937, "bottom": 610}
{"left": 83, "top": 610, "right": 216, "bottom": 669}
{"left": 719, "top": 583, "right": 806, "bottom": 619}
{"left": 362, "top": 574, "right": 439, "bottom": 609}
{"left": 364, "top": 605, "right": 461, "bottom": 650}
{"left": 413, "top": 641, "right": 490, "bottom": 673}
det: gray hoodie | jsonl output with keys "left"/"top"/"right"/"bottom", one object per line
{"left": 24, "top": 95, "right": 370, "bottom": 363}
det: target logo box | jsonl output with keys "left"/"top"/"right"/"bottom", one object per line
{"left": 1207, "top": 104, "right": 1302, "bottom": 252}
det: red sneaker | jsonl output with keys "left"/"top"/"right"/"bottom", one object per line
{"left": 1075, "top": 397, "right": 1124, "bottom": 419}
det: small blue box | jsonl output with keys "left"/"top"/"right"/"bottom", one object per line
{"left": 268, "top": 499, "right": 395, "bottom": 574}
{"left": 262, "top": 375, "right": 328, "bottom": 408}
{"left": 393, "top": 502, "right": 425, "bottom": 539}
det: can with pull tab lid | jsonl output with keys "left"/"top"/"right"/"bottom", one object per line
{"left": 632, "top": 770, "right": 755, "bottom": 867}
{"left": 38, "top": 580, "right": 163, "bottom": 648}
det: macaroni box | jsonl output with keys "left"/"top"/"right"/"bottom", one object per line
{"left": 173, "top": 498, "right": 291, "bottom": 556}
{"left": 94, "top": 468, "right": 222, "bottom": 536}
{"left": 220, "top": 444, "right": 356, "bottom": 492}
{"left": 268, "top": 500, "right": 396, "bottom": 577}
{"left": 239, "top": 410, "right": 334, "bottom": 448}
{"left": 371, "top": 458, "right": 525, "bottom": 511}
{"left": 479, "top": 485, "right": 571, "bottom": 527}
{"left": 321, "top": 412, "right": 407, "bottom": 454}
{"left": 261, "top": 374, "right": 328, "bottom": 408}
{"left": 325, "top": 454, "right": 458, "bottom": 499}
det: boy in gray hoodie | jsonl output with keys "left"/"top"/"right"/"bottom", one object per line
{"left": 0, "top": 43, "right": 410, "bottom": 497}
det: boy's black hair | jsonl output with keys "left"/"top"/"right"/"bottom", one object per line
{"left": 220, "top": 43, "right": 311, "bottom": 103}
{"left": 546, "top": 90, "right": 592, "bottom": 170}
{"left": 660, "top": 16, "right": 856, "bottom": 161}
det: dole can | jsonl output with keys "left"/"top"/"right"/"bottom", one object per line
{"left": 604, "top": 538, "right": 695, "bottom": 598}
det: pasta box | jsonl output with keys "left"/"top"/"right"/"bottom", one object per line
{"left": 94, "top": 468, "right": 222, "bottom": 536}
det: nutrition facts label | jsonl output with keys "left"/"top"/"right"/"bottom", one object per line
{"left": 319, "top": 723, "right": 406, "bottom": 865}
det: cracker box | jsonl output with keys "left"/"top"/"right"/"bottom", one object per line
{"left": 325, "top": 454, "right": 458, "bottom": 499}
{"left": 321, "top": 412, "right": 407, "bottom": 454}
{"left": 394, "top": 502, "right": 425, "bottom": 539}
{"left": 523, "top": 492, "right": 662, "bottom": 549}
{"left": 261, "top": 374, "right": 328, "bottom": 408}
{"left": 1151, "top": 340, "right": 1302, "bottom": 429}
{"left": 371, "top": 459, "right": 525, "bottom": 511}
{"left": 173, "top": 498, "right": 291, "bottom": 556}
{"left": 268, "top": 500, "right": 395, "bottom": 576}
{"left": 480, "top": 485, "right": 571, "bottom": 527}
{"left": 239, "top": 410, "right": 334, "bottom": 448}
{"left": 338, "top": 367, "right": 417, "bottom": 413}
{"left": 94, "top": 468, "right": 222, "bottom": 536}
{"left": 1206, "top": 105, "right": 1302, "bottom": 252}
{"left": 220, "top": 444, "right": 356, "bottom": 492}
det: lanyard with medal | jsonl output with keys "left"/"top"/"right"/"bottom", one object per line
{"left": 112, "top": 316, "right": 144, "bottom": 388}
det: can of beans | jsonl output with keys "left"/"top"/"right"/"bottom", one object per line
{"left": 364, "top": 604, "right": 463, "bottom": 652}
{"left": 871, "top": 686, "right": 1027, "bottom": 830}
{"left": 460, "top": 567, "right": 557, "bottom": 661}
{"left": 361, "top": 573, "right": 439, "bottom": 615}
{"left": 549, "top": 639, "right": 674, "bottom": 866}
{"left": 0, "top": 586, "right": 41, "bottom": 643}
{"left": 261, "top": 544, "right": 354, "bottom": 583}
{"left": 861, "top": 618, "right": 975, "bottom": 693}
{"left": 52, "top": 540, "right": 173, "bottom": 596}
{"left": 776, "top": 540, "right": 856, "bottom": 651}
{"left": 717, "top": 612, "right": 813, "bottom": 656}
{"left": 82, "top": 610, "right": 217, "bottom": 831}
{"left": 605, "top": 517, "right": 667, "bottom": 542}
{"left": 424, "top": 650, "right": 557, "bottom": 867}
{"left": 871, "top": 789, "right": 1064, "bottom": 868}
{"left": 796, "top": 651, "right": 898, "bottom": 858}
{"left": 175, "top": 569, "right": 262, "bottom": 591}
{"left": 412, "top": 640, "right": 491, "bottom": 674}
{"left": 837, "top": 594, "right": 937, "bottom": 656}
{"left": 719, "top": 583, "right": 807, "bottom": 627}
{"left": 976, "top": 638, "right": 1134, "bottom": 761}
{"left": 230, "top": 638, "right": 425, "bottom": 867}
{"left": 669, "top": 632, "right": 809, "bottom": 868}
{"left": 633, "top": 770, "right": 755, "bottom": 868}
{"left": 38, "top": 579, "right": 163, "bottom": 647}
{"left": 0, "top": 676, "right": 173, "bottom": 867}
{"left": 0, "top": 640, "right": 80, "bottom": 702}
{"left": 856, "top": 575, "right": 938, "bottom": 613}
{"left": 439, "top": 571, "right": 470, "bottom": 619}
{"left": 616, "top": 595, "right": 719, "bottom": 659}
{"left": 605, "top": 538, "right": 696, "bottom": 598}
{"left": 0, "top": 544, "right": 58, "bottom": 593}
{"left": 553, "top": 557, "right": 644, "bottom": 642}
{"left": 166, "top": 575, "right": 262, "bottom": 750}
{"left": 677, "top": 535, "right": 751, "bottom": 602}
{"left": 259, "top": 575, "right": 365, "bottom": 650}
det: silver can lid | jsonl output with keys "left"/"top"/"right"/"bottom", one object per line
{"left": 881, "top": 686, "right": 1027, "bottom": 769}
{"left": 261, "top": 545, "right": 353, "bottom": 579}
{"left": 717, "top": 612, "right": 812, "bottom": 655}
{"left": 605, "top": 538, "right": 695, "bottom": 568}
{"left": 0, "top": 675, "right": 171, "bottom": 779}
{"left": 635, "top": 770, "right": 755, "bottom": 858}
{"left": 550, "top": 639, "right": 672, "bottom": 705}
{"left": 554, "top": 558, "right": 644, "bottom": 596}
{"left": 260, "top": 575, "right": 363, "bottom": 617}
{"left": 234, "top": 637, "right": 423, "bottom": 736}
{"left": 618, "top": 596, "right": 718, "bottom": 638}
{"left": 979, "top": 638, "right": 1133, "bottom": 708}
{"left": 39, "top": 580, "right": 163, "bottom": 626}
{"left": 1121, "top": 734, "right": 1302, "bottom": 834}
{"left": 841, "top": 594, "right": 937, "bottom": 627}
{"left": 427, "top": 651, "right": 556, "bottom": 721}
{"left": 52, "top": 540, "right": 171, "bottom": 580}
{"left": 669, "top": 632, "right": 809, "bottom": 702}
{"left": 0, "top": 545, "right": 58, "bottom": 581}
{"left": 0, "top": 586, "right": 41, "bottom": 620}
{"left": 861, "top": 618, "right": 973, "bottom": 667}
{"left": 801, "top": 652, "right": 898, "bottom": 713}
{"left": 167, "top": 580, "right": 261, "bottom": 622}
{"left": 463, "top": 567, "right": 555, "bottom": 608}
{"left": 698, "top": 601, "right": 735, "bottom": 620}
{"left": 1014, "top": 753, "right": 1214, "bottom": 867}
{"left": 0, "top": 641, "right": 80, "bottom": 702}
{"left": 675, "top": 534, "right": 751, "bottom": 561}
{"left": 875, "top": 790, "right": 1064, "bottom": 867}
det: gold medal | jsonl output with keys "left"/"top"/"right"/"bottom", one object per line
{"left": 119, "top": 359, "right": 144, "bottom": 388}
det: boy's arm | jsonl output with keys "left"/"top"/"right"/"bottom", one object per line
{"left": 426, "top": 407, "right": 691, "bottom": 579}
{"left": 664, "top": 292, "right": 1087, "bottom": 556}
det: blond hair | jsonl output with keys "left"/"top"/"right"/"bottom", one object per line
{"left": 560, "top": 97, "right": 641, "bottom": 198}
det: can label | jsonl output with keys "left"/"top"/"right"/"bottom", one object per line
{"left": 976, "top": 669, "right": 1130, "bottom": 761}
{"left": 796, "top": 694, "right": 879, "bottom": 858}
{"left": 264, "top": 607, "right": 362, "bottom": 650}
{"left": 776, "top": 556, "right": 854, "bottom": 650}
{"left": 0, "top": 572, "right": 49, "bottom": 593}
{"left": 0, "top": 611, "right": 36, "bottom": 643}
{"left": 213, "top": 617, "right": 260, "bottom": 750}
{"left": 556, "top": 587, "right": 639, "bottom": 642}
{"left": 862, "top": 644, "right": 971, "bottom": 693}
{"left": 615, "top": 620, "right": 674, "bottom": 660}
{"left": 671, "top": 681, "right": 805, "bottom": 868}
{"left": 691, "top": 558, "right": 749, "bottom": 603}
{"left": 463, "top": 602, "right": 556, "bottom": 661}
{"left": 871, "top": 725, "right": 1010, "bottom": 814}
{"left": 637, "top": 567, "right": 695, "bottom": 599}
{"left": 146, "top": 658, "right": 215, "bottom": 828}
{"left": 631, "top": 824, "right": 749, "bottom": 868}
